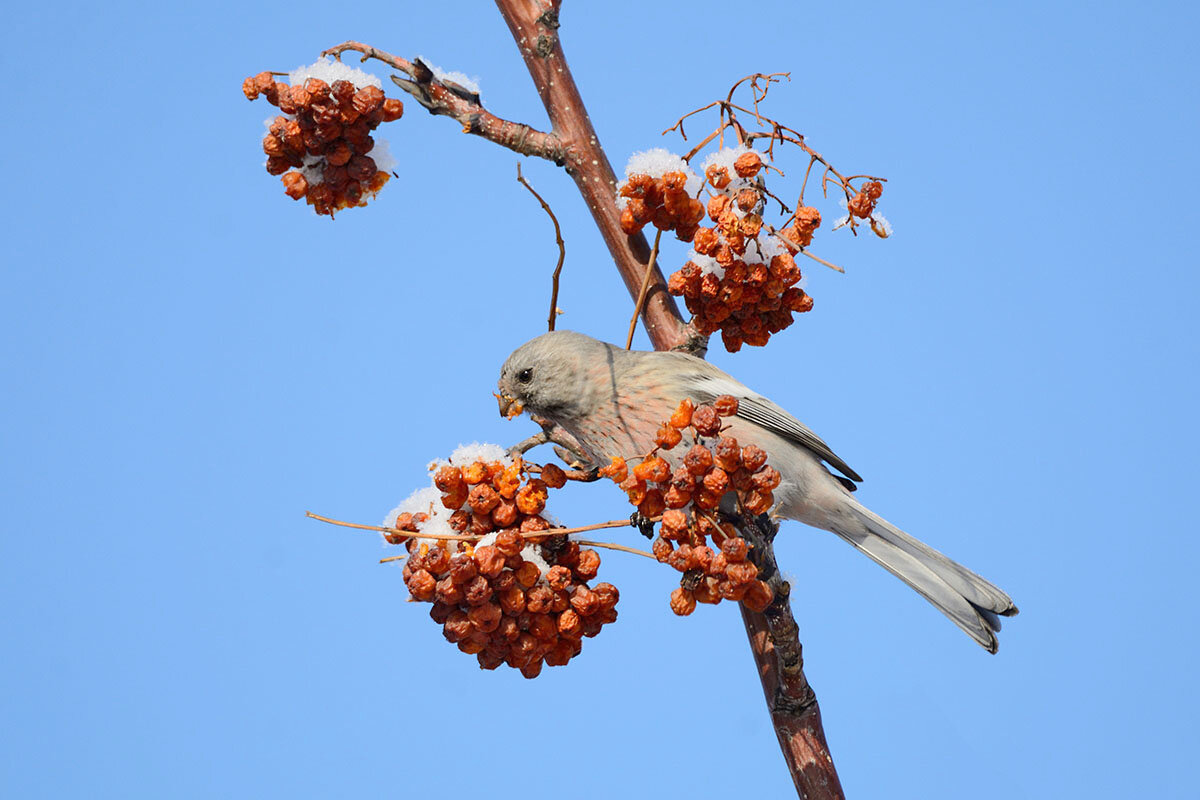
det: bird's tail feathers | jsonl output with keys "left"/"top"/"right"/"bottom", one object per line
{"left": 828, "top": 501, "right": 1017, "bottom": 653}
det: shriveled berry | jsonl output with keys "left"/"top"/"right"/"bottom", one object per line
{"left": 598, "top": 456, "right": 629, "bottom": 483}
{"left": 743, "top": 489, "right": 775, "bottom": 515}
{"left": 683, "top": 444, "right": 714, "bottom": 476}
{"left": 743, "top": 580, "right": 774, "bottom": 612}
{"left": 713, "top": 395, "right": 740, "bottom": 416}
{"left": 734, "top": 150, "right": 763, "bottom": 178}
{"left": 656, "top": 425, "right": 683, "bottom": 450}
{"left": 721, "top": 537, "right": 749, "bottom": 562}
{"left": 670, "top": 588, "right": 697, "bottom": 616}
{"left": 741, "top": 445, "right": 768, "bottom": 472}
{"left": 540, "top": 463, "right": 567, "bottom": 489}
{"left": 691, "top": 405, "right": 722, "bottom": 437}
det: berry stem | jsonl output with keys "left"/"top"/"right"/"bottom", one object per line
{"left": 308, "top": 510, "right": 659, "bottom": 551}
{"left": 625, "top": 228, "right": 664, "bottom": 350}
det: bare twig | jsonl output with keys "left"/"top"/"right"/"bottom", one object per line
{"left": 307, "top": 510, "right": 656, "bottom": 561}
{"left": 625, "top": 228, "right": 664, "bottom": 350}
{"left": 309, "top": 510, "right": 658, "bottom": 542}
{"left": 797, "top": 249, "right": 846, "bottom": 274}
{"left": 515, "top": 163, "right": 567, "bottom": 331}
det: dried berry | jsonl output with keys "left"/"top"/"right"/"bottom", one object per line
{"left": 713, "top": 395, "right": 740, "bottom": 416}
{"left": 598, "top": 456, "right": 629, "bottom": 483}
{"left": 734, "top": 150, "right": 763, "bottom": 178}
{"left": 683, "top": 444, "right": 714, "bottom": 476}
{"left": 670, "top": 588, "right": 697, "bottom": 616}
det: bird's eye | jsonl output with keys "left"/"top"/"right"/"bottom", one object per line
{"left": 517, "top": 368, "right": 533, "bottom": 384}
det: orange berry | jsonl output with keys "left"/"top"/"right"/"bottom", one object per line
{"left": 540, "top": 463, "right": 567, "bottom": 489}
{"left": 721, "top": 537, "right": 749, "bottom": 562}
{"left": 683, "top": 444, "right": 714, "bottom": 476}
{"left": 734, "top": 151, "right": 763, "bottom": 178}
{"left": 705, "top": 164, "right": 732, "bottom": 189}
{"left": 669, "top": 398, "right": 695, "bottom": 429}
{"left": 735, "top": 188, "right": 760, "bottom": 212}
{"left": 515, "top": 479, "right": 549, "bottom": 515}
{"left": 691, "top": 405, "right": 722, "bottom": 437}
{"left": 281, "top": 171, "right": 307, "bottom": 200}
{"left": 598, "top": 456, "right": 629, "bottom": 483}
{"left": 633, "top": 456, "right": 671, "bottom": 484}
{"left": 743, "top": 580, "right": 774, "bottom": 612}
{"left": 743, "top": 489, "right": 775, "bottom": 515}
{"left": 638, "top": 488, "right": 666, "bottom": 519}
{"left": 381, "top": 97, "right": 405, "bottom": 121}
{"left": 670, "top": 588, "right": 697, "bottom": 616}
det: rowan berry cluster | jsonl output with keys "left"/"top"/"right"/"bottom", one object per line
{"left": 242, "top": 62, "right": 402, "bottom": 217}
{"left": 391, "top": 450, "right": 618, "bottom": 678}
{"left": 598, "top": 396, "right": 776, "bottom": 616}
{"left": 675, "top": 148, "right": 818, "bottom": 353}
{"left": 618, "top": 171, "right": 707, "bottom": 243}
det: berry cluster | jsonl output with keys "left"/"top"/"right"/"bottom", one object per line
{"left": 615, "top": 148, "right": 816, "bottom": 353}
{"left": 618, "top": 171, "right": 707, "bottom": 243}
{"left": 598, "top": 396, "right": 776, "bottom": 616}
{"left": 242, "top": 68, "right": 402, "bottom": 217}
{"left": 672, "top": 149, "right": 816, "bottom": 353}
{"left": 393, "top": 454, "right": 618, "bottom": 678}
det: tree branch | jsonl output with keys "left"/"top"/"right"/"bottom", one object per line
{"left": 493, "top": 2, "right": 842, "bottom": 796}
{"left": 322, "top": 41, "right": 568, "bottom": 162}
{"left": 493, "top": 1, "right": 698, "bottom": 352}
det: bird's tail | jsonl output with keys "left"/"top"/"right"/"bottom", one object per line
{"left": 826, "top": 500, "right": 1018, "bottom": 653}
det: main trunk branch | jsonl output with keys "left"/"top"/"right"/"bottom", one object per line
{"left": 494, "top": 1, "right": 842, "bottom": 797}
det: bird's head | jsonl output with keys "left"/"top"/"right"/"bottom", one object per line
{"left": 496, "top": 330, "right": 613, "bottom": 422}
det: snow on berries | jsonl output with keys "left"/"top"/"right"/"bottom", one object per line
{"left": 617, "top": 146, "right": 815, "bottom": 353}
{"left": 616, "top": 148, "right": 707, "bottom": 242}
{"left": 242, "top": 59, "right": 402, "bottom": 217}
{"left": 386, "top": 444, "right": 618, "bottom": 677}
{"left": 834, "top": 180, "right": 891, "bottom": 238}
{"left": 599, "top": 396, "right": 776, "bottom": 615}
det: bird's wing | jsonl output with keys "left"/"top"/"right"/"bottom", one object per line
{"left": 683, "top": 369, "right": 863, "bottom": 484}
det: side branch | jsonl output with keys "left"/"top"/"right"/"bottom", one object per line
{"left": 322, "top": 41, "right": 567, "bottom": 163}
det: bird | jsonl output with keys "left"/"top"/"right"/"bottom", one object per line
{"left": 496, "top": 329, "right": 1018, "bottom": 652}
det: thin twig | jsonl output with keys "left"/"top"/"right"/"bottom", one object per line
{"left": 516, "top": 163, "right": 567, "bottom": 331}
{"left": 798, "top": 249, "right": 846, "bottom": 274}
{"left": 379, "top": 536, "right": 654, "bottom": 563}
{"left": 625, "top": 228, "right": 665, "bottom": 350}
{"left": 308, "top": 510, "right": 658, "bottom": 543}
{"left": 575, "top": 538, "right": 656, "bottom": 559}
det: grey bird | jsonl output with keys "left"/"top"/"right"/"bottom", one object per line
{"left": 496, "top": 330, "right": 1018, "bottom": 652}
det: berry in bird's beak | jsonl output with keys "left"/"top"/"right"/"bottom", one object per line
{"left": 495, "top": 393, "right": 524, "bottom": 419}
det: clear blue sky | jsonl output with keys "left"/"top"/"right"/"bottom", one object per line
{"left": 3, "top": 1, "right": 1197, "bottom": 797}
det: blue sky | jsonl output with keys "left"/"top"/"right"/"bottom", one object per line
{"left": 2, "top": 1, "right": 1197, "bottom": 797}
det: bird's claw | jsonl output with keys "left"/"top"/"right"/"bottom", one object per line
{"left": 629, "top": 512, "right": 657, "bottom": 539}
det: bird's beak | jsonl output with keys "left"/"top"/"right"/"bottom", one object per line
{"left": 495, "top": 392, "right": 524, "bottom": 419}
